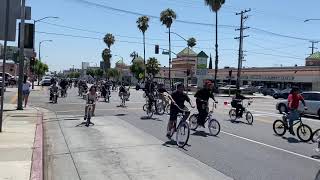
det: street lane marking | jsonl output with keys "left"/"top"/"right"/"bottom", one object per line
{"left": 221, "top": 130, "right": 320, "bottom": 163}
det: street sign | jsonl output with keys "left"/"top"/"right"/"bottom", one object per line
{"left": 162, "top": 50, "right": 169, "bottom": 55}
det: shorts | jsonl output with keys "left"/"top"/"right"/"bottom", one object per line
{"left": 23, "top": 90, "right": 30, "bottom": 96}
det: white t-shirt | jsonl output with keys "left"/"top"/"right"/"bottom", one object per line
{"left": 22, "top": 81, "right": 31, "bottom": 91}
{"left": 86, "top": 92, "right": 98, "bottom": 104}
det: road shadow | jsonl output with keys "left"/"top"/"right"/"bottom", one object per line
{"left": 281, "top": 136, "right": 300, "bottom": 143}
{"left": 162, "top": 140, "right": 190, "bottom": 151}
{"left": 116, "top": 105, "right": 127, "bottom": 108}
{"left": 140, "top": 116, "right": 162, "bottom": 121}
{"left": 115, "top": 113, "right": 127, "bottom": 117}
{"left": 225, "top": 119, "right": 251, "bottom": 125}
{"left": 191, "top": 130, "right": 210, "bottom": 137}
{"left": 311, "top": 155, "right": 320, "bottom": 159}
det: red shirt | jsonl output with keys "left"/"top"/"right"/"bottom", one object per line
{"left": 288, "top": 94, "right": 304, "bottom": 110}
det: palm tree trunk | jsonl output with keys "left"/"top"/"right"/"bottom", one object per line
{"left": 214, "top": 11, "right": 219, "bottom": 90}
{"left": 169, "top": 27, "right": 172, "bottom": 89}
{"left": 143, "top": 33, "right": 146, "bottom": 82}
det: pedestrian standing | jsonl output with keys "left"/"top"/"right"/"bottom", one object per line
{"left": 22, "top": 76, "right": 31, "bottom": 107}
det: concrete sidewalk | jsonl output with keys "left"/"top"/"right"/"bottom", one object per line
{"left": 0, "top": 104, "right": 44, "bottom": 180}
{"left": 45, "top": 114, "right": 233, "bottom": 180}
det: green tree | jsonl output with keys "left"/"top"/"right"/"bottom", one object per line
{"left": 130, "top": 59, "right": 145, "bottom": 82}
{"left": 95, "top": 68, "right": 104, "bottom": 78}
{"left": 136, "top": 15, "right": 149, "bottom": 80}
{"left": 68, "top": 72, "right": 80, "bottom": 79}
{"left": 204, "top": 0, "right": 225, "bottom": 87}
{"left": 160, "top": 8, "right": 177, "bottom": 86}
{"left": 86, "top": 69, "right": 96, "bottom": 77}
{"left": 103, "top": 33, "right": 115, "bottom": 50}
{"left": 146, "top": 57, "right": 160, "bottom": 77}
{"left": 106, "top": 68, "right": 120, "bottom": 80}
{"left": 102, "top": 48, "right": 112, "bottom": 73}
{"left": 34, "top": 60, "right": 49, "bottom": 85}
{"left": 187, "top": 37, "right": 197, "bottom": 48}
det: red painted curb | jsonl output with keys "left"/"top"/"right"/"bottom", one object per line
{"left": 30, "top": 112, "right": 44, "bottom": 180}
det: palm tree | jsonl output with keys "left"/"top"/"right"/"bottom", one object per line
{"left": 102, "top": 48, "right": 112, "bottom": 75}
{"left": 136, "top": 16, "right": 149, "bottom": 81}
{"left": 205, "top": 0, "right": 225, "bottom": 88}
{"left": 103, "top": 33, "right": 115, "bottom": 50}
{"left": 186, "top": 37, "right": 197, "bottom": 90}
{"left": 146, "top": 57, "right": 160, "bottom": 78}
{"left": 160, "top": 8, "right": 177, "bottom": 88}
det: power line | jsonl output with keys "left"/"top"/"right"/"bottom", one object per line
{"left": 70, "top": 0, "right": 319, "bottom": 42}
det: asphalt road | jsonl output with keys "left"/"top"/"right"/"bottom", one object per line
{"left": 28, "top": 87, "right": 320, "bottom": 180}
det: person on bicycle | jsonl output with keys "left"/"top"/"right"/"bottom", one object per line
{"left": 167, "top": 83, "right": 194, "bottom": 138}
{"left": 118, "top": 83, "right": 127, "bottom": 99}
{"left": 84, "top": 86, "right": 98, "bottom": 120}
{"left": 49, "top": 81, "right": 59, "bottom": 101}
{"left": 158, "top": 83, "right": 170, "bottom": 107}
{"left": 144, "top": 78, "right": 158, "bottom": 113}
{"left": 287, "top": 87, "right": 307, "bottom": 135}
{"left": 194, "top": 80, "right": 217, "bottom": 128}
{"left": 231, "top": 90, "right": 249, "bottom": 118}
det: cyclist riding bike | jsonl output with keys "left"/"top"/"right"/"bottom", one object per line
{"left": 59, "top": 78, "right": 68, "bottom": 96}
{"left": 49, "top": 82, "right": 59, "bottom": 101}
{"left": 166, "top": 83, "right": 195, "bottom": 139}
{"left": 287, "top": 87, "right": 307, "bottom": 135}
{"left": 194, "top": 80, "right": 217, "bottom": 128}
{"left": 119, "top": 84, "right": 127, "bottom": 98}
{"left": 145, "top": 78, "right": 159, "bottom": 113}
{"left": 84, "top": 86, "right": 98, "bottom": 120}
{"left": 231, "top": 90, "right": 249, "bottom": 118}
{"left": 158, "top": 83, "right": 170, "bottom": 108}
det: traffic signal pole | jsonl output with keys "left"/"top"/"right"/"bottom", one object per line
{"left": 17, "top": 0, "right": 26, "bottom": 110}
{"left": 0, "top": 0, "right": 11, "bottom": 132}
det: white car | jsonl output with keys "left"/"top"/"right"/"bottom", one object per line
{"left": 276, "top": 91, "right": 320, "bottom": 119}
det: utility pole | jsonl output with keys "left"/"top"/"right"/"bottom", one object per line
{"left": 235, "top": 9, "right": 251, "bottom": 90}
{"left": 0, "top": 0, "right": 11, "bottom": 132}
{"left": 309, "top": 41, "right": 318, "bottom": 55}
{"left": 17, "top": 0, "right": 26, "bottom": 110}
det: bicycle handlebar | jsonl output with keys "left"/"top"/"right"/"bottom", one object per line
{"left": 173, "top": 103, "right": 190, "bottom": 112}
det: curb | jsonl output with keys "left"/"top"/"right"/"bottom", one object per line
{"left": 30, "top": 111, "right": 44, "bottom": 180}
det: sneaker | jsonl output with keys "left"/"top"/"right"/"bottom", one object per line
{"left": 84, "top": 116, "right": 87, "bottom": 120}
{"left": 166, "top": 133, "right": 171, "bottom": 140}
{"left": 289, "top": 128, "right": 295, "bottom": 136}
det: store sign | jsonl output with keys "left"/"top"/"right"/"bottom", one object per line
{"left": 196, "top": 57, "right": 208, "bottom": 76}
{"left": 241, "top": 75, "right": 295, "bottom": 81}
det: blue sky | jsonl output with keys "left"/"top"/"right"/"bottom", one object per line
{"left": 10, "top": 0, "right": 320, "bottom": 71}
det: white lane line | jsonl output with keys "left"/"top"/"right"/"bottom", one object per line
{"left": 56, "top": 107, "right": 142, "bottom": 113}
{"left": 221, "top": 130, "right": 320, "bottom": 163}
{"left": 250, "top": 110, "right": 320, "bottom": 123}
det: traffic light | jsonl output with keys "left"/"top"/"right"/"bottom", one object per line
{"left": 155, "top": 45, "right": 159, "bottom": 54}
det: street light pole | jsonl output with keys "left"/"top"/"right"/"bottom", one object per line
{"left": 32, "top": 17, "right": 58, "bottom": 89}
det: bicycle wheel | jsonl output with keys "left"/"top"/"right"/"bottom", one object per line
{"left": 143, "top": 104, "right": 147, "bottom": 111}
{"left": 156, "top": 103, "right": 165, "bottom": 115}
{"left": 297, "top": 124, "right": 312, "bottom": 142}
{"left": 246, "top": 111, "right": 254, "bottom": 125}
{"left": 188, "top": 114, "right": 199, "bottom": 130}
{"left": 146, "top": 108, "right": 153, "bottom": 118}
{"left": 312, "top": 129, "right": 320, "bottom": 143}
{"left": 273, "top": 119, "right": 286, "bottom": 136}
{"left": 176, "top": 121, "right": 190, "bottom": 148}
{"left": 229, "top": 109, "right": 237, "bottom": 121}
{"left": 208, "top": 119, "right": 220, "bottom": 136}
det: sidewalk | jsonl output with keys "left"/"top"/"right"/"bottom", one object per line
{"left": 0, "top": 104, "right": 44, "bottom": 180}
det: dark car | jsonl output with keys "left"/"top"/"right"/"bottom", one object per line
{"left": 273, "top": 88, "right": 291, "bottom": 99}
{"left": 262, "top": 88, "right": 279, "bottom": 96}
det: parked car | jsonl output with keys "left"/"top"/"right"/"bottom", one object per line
{"left": 273, "top": 88, "right": 291, "bottom": 99}
{"left": 241, "top": 85, "right": 255, "bottom": 95}
{"left": 262, "top": 88, "right": 279, "bottom": 96}
{"left": 0, "top": 77, "right": 6, "bottom": 93}
{"left": 41, "top": 76, "right": 52, "bottom": 86}
{"left": 276, "top": 91, "right": 320, "bottom": 119}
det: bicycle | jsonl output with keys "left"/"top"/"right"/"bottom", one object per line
{"left": 229, "top": 99, "right": 254, "bottom": 125}
{"left": 312, "top": 128, "right": 320, "bottom": 143}
{"left": 119, "top": 92, "right": 126, "bottom": 107}
{"left": 189, "top": 101, "right": 221, "bottom": 136}
{"left": 76, "top": 102, "right": 95, "bottom": 127}
{"left": 167, "top": 104, "right": 191, "bottom": 148}
{"left": 273, "top": 111, "right": 312, "bottom": 142}
{"left": 52, "top": 92, "right": 58, "bottom": 104}
{"left": 145, "top": 99, "right": 165, "bottom": 118}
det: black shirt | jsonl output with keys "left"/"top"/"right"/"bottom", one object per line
{"left": 194, "top": 88, "right": 214, "bottom": 103}
{"left": 170, "top": 91, "right": 190, "bottom": 110}
{"left": 158, "top": 87, "right": 167, "bottom": 93}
